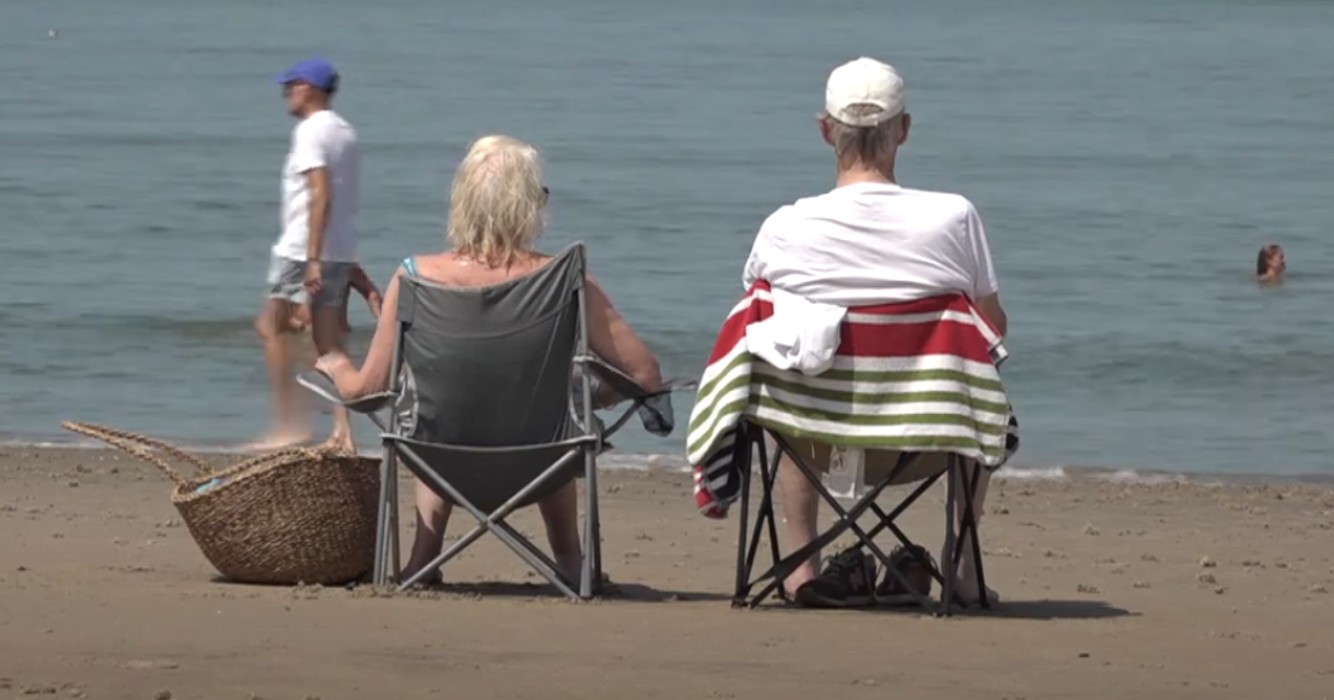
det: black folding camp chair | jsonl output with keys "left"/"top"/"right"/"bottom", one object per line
{"left": 731, "top": 422, "right": 990, "bottom": 615}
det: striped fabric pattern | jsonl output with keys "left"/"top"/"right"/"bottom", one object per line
{"left": 686, "top": 281, "right": 1018, "bottom": 518}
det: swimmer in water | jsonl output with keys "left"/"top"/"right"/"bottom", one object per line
{"left": 1256, "top": 243, "right": 1285, "bottom": 285}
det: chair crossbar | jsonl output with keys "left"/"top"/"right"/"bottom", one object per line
{"left": 391, "top": 442, "right": 597, "bottom": 599}
{"left": 732, "top": 422, "right": 990, "bottom": 616}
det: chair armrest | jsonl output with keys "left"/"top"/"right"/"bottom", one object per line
{"left": 574, "top": 356, "right": 698, "bottom": 439}
{"left": 577, "top": 355, "right": 696, "bottom": 402}
{"left": 296, "top": 371, "right": 398, "bottom": 415}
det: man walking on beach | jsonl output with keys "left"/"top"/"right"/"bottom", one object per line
{"left": 742, "top": 57, "right": 1008, "bottom": 607}
{"left": 254, "top": 57, "right": 361, "bottom": 452}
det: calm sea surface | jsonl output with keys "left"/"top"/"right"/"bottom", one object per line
{"left": 3, "top": 0, "right": 1334, "bottom": 476}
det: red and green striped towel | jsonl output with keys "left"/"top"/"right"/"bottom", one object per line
{"left": 687, "top": 281, "right": 1018, "bottom": 518}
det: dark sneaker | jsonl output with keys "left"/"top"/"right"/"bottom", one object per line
{"left": 794, "top": 547, "right": 877, "bottom": 608}
{"left": 876, "top": 544, "right": 935, "bottom": 605}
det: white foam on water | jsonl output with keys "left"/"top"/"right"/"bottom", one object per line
{"left": 1091, "top": 469, "right": 1190, "bottom": 486}
{"left": 0, "top": 439, "right": 86, "bottom": 450}
{"left": 995, "top": 466, "right": 1068, "bottom": 481}
{"left": 599, "top": 453, "right": 691, "bottom": 472}
{"left": 8, "top": 437, "right": 1329, "bottom": 488}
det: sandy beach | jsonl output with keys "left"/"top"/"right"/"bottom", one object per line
{"left": 2, "top": 446, "right": 1333, "bottom": 699}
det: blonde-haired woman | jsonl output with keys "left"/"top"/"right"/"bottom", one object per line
{"left": 315, "top": 135, "right": 663, "bottom": 583}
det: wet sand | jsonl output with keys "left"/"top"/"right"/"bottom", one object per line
{"left": 2, "top": 446, "right": 1333, "bottom": 699}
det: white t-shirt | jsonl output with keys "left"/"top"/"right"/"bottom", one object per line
{"left": 274, "top": 109, "right": 360, "bottom": 262}
{"left": 742, "top": 182, "right": 999, "bottom": 305}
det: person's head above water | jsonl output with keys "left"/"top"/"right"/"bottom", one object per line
{"left": 1256, "top": 243, "right": 1286, "bottom": 284}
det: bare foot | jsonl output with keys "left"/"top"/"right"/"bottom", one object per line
{"left": 556, "top": 554, "right": 584, "bottom": 585}
{"left": 954, "top": 578, "right": 1001, "bottom": 606}
{"left": 781, "top": 567, "right": 818, "bottom": 601}
{"left": 321, "top": 432, "right": 356, "bottom": 455}
{"left": 247, "top": 431, "right": 312, "bottom": 451}
{"left": 399, "top": 564, "right": 442, "bottom": 587}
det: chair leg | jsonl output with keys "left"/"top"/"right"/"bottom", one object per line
{"left": 372, "top": 443, "right": 396, "bottom": 586}
{"left": 959, "top": 461, "right": 990, "bottom": 610}
{"left": 743, "top": 439, "right": 809, "bottom": 608}
{"left": 386, "top": 448, "right": 401, "bottom": 583}
{"left": 488, "top": 519, "right": 582, "bottom": 600}
{"left": 398, "top": 522, "right": 489, "bottom": 590}
{"left": 732, "top": 438, "right": 754, "bottom": 606}
{"left": 581, "top": 448, "right": 598, "bottom": 600}
{"left": 739, "top": 433, "right": 787, "bottom": 606}
{"left": 759, "top": 438, "right": 784, "bottom": 583}
{"left": 941, "top": 456, "right": 959, "bottom": 616}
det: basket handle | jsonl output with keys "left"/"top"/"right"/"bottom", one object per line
{"left": 210, "top": 445, "right": 329, "bottom": 481}
{"left": 61, "top": 421, "right": 212, "bottom": 486}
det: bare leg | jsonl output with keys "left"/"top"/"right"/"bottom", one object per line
{"left": 947, "top": 464, "right": 999, "bottom": 605}
{"left": 776, "top": 453, "right": 821, "bottom": 597}
{"left": 537, "top": 480, "right": 583, "bottom": 582}
{"left": 403, "top": 479, "right": 452, "bottom": 582}
{"left": 253, "top": 299, "right": 309, "bottom": 447}
{"left": 310, "top": 305, "right": 355, "bottom": 453}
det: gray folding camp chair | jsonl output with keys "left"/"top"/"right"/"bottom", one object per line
{"left": 299, "top": 244, "right": 679, "bottom": 600}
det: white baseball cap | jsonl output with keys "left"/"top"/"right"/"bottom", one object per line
{"left": 824, "top": 57, "right": 906, "bottom": 127}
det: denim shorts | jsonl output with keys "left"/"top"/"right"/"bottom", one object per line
{"left": 266, "top": 254, "right": 353, "bottom": 309}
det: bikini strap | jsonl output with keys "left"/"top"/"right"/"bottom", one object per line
{"left": 400, "top": 256, "right": 419, "bottom": 276}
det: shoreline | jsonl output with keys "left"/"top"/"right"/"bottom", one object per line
{"left": 7, "top": 434, "right": 1334, "bottom": 488}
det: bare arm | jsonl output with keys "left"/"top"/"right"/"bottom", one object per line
{"left": 348, "top": 264, "right": 379, "bottom": 298}
{"left": 585, "top": 276, "right": 663, "bottom": 392}
{"left": 305, "top": 167, "right": 330, "bottom": 262}
{"left": 976, "top": 292, "right": 1008, "bottom": 338}
{"left": 316, "top": 271, "right": 403, "bottom": 399}
{"left": 348, "top": 264, "right": 383, "bottom": 317}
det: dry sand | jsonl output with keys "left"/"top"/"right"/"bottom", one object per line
{"left": 2, "top": 446, "right": 1333, "bottom": 699}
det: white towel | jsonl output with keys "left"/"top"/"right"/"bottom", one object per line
{"left": 744, "top": 288, "right": 846, "bottom": 375}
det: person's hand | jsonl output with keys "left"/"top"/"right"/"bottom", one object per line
{"left": 289, "top": 304, "right": 312, "bottom": 332}
{"left": 315, "top": 351, "right": 352, "bottom": 378}
{"left": 303, "top": 260, "right": 323, "bottom": 296}
{"left": 366, "top": 290, "right": 384, "bottom": 319}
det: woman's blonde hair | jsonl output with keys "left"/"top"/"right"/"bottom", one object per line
{"left": 447, "top": 135, "right": 546, "bottom": 267}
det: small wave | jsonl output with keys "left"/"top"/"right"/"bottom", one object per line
{"left": 1, "top": 434, "right": 695, "bottom": 472}
{"left": 1090, "top": 469, "right": 1190, "bottom": 486}
{"left": 599, "top": 453, "right": 691, "bottom": 472}
{"left": 62, "top": 313, "right": 376, "bottom": 345}
{"left": 996, "top": 466, "right": 1068, "bottom": 480}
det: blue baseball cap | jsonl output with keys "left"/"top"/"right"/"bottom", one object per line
{"left": 275, "top": 57, "right": 339, "bottom": 92}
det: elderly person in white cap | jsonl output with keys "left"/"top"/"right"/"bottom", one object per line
{"left": 742, "top": 57, "right": 1008, "bottom": 608}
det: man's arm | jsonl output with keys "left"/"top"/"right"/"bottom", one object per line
{"left": 347, "top": 264, "right": 383, "bottom": 317}
{"left": 304, "top": 167, "right": 331, "bottom": 282}
{"left": 291, "top": 119, "right": 331, "bottom": 293}
{"left": 347, "top": 264, "right": 377, "bottom": 298}
{"left": 743, "top": 210, "right": 784, "bottom": 290}
{"left": 961, "top": 201, "right": 1006, "bottom": 337}
{"left": 976, "top": 293, "right": 1007, "bottom": 338}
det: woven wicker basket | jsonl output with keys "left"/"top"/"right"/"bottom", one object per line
{"left": 63, "top": 421, "right": 380, "bottom": 585}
